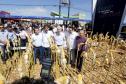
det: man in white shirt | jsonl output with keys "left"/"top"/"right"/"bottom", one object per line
{"left": 66, "top": 26, "right": 78, "bottom": 66}
{"left": 54, "top": 26, "right": 66, "bottom": 65}
{"left": 19, "top": 28, "right": 28, "bottom": 47}
{"left": 0, "top": 26, "right": 8, "bottom": 63}
{"left": 52, "top": 26, "right": 57, "bottom": 33}
{"left": 31, "top": 28, "right": 43, "bottom": 64}
{"left": 54, "top": 26, "right": 66, "bottom": 46}
{"left": 7, "top": 25, "right": 17, "bottom": 56}
{"left": 41, "top": 25, "right": 54, "bottom": 59}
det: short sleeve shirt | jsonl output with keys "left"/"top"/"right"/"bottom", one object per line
{"left": 41, "top": 31, "right": 54, "bottom": 48}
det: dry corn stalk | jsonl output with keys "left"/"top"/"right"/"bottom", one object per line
{"left": 0, "top": 73, "right": 5, "bottom": 84}
{"left": 77, "top": 74, "right": 83, "bottom": 84}
{"left": 0, "top": 32, "right": 125, "bottom": 83}
{"left": 89, "top": 48, "right": 96, "bottom": 65}
{"left": 54, "top": 76, "right": 70, "bottom": 84}
{"left": 118, "top": 79, "right": 125, "bottom": 84}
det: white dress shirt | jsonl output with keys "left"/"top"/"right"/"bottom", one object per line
{"left": 31, "top": 33, "right": 42, "bottom": 47}
{"left": 41, "top": 31, "right": 54, "bottom": 48}
{"left": 53, "top": 27, "right": 57, "bottom": 33}
{"left": 67, "top": 31, "right": 78, "bottom": 49}
{"left": 0, "top": 31, "right": 8, "bottom": 46}
{"left": 54, "top": 32, "right": 66, "bottom": 46}
{"left": 19, "top": 30, "right": 28, "bottom": 39}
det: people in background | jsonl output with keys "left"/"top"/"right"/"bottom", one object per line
{"left": 75, "top": 30, "right": 88, "bottom": 72}
{"left": 0, "top": 20, "right": 89, "bottom": 69}
{"left": 31, "top": 28, "right": 43, "bottom": 64}
{"left": 7, "top": 25, "right": 17, "bottom": 56}
{"left": 66, "top": 26, "right": 78, "bottom": 66}
{"left": 19, "top": 28, "right": 28, "bottom": 47}
{"left": 0, "top": 25, "right": 8, "bottom": 63}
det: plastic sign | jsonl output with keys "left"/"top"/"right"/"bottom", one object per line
{"left": 61, "top": 0, "right": 69, "bottom": 5}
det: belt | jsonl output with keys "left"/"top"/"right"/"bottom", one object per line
{"left": 57, "top": 45, "right": 62, "bottom": 46}
{"left": 34, "top": 46, "right": 42, "bottom": 48}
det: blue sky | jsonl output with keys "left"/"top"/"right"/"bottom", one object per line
{"left": 0, "top": 0, "right": 92, "bottom": 20}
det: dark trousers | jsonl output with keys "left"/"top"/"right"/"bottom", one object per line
{"left": 69, "top": 49, "right": 76, "bottom": 65}
{"left": 20, "top": 39, "right": 27, "bottom": 47}
{"left": 9, "top": 41, "right": 14, "bottom": 57}
{"left": 77, "top": 51, "right": 84, "bottom": 72}
{"left": 33, "top": 46, "right": 43, "bottom": 64}
{"left": 41, "top": 47, "right": 51, "bottom": 60}
{"left": 0, "top": 45, "right": 7, "bottom": 62}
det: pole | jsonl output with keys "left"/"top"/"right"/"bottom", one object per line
{"left": 67, "top": 0, "right": 70, "bottom": 25}
{"left": 59, "top": 0, "right": 61, "bottom": 18}
{"left": 68, "top": 0, "right": 70, "bottom": 18}
{"left": 116, "top": 4, "right": 126, "bottom": 37}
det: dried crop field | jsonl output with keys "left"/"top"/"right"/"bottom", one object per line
{"left": 0, "top": 33, "right": 126, "bottom": 84}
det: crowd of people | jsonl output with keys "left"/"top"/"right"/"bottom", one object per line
{"left": 0, "top": 21, "right": 88, "bottom": 72}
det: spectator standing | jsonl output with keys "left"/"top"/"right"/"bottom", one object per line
{"left": 0, "top": 26, "right": 8, "bottom": 63}
{"left": 75, "top": 30, "right": 88, "bottom": 72}
{"left": 41, "top": 25, "right": 54, "bottom": 59}
{"left": 66, "top": 27, "right": 78, "bottom": 66}
{"left": 7, "top": 25, "right": 17, "bottom": 56}
{"left": 19, "top": 28, "right": 28, "bottom": 47}
{"left": 53, "top": 26, "right": 66, "bottom": 65}
{"left": 31, "top": 28, "right": 43, "bottom": 64}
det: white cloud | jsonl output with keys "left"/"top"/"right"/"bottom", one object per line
{"left": 9, "top": 7, "right": 47, "bottom": 16}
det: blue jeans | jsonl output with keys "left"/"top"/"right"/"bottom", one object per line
{"left": 41, "top": 47, "right": 51, "bottom": 61}
{"left": 33, "top": 46, "right": 43, "bottom": 64}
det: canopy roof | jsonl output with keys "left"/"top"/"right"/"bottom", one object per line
{"left": 0, "top": 15, "right": 91, "bottom": 22}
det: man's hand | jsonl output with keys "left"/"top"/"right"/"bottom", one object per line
{"left": 0, "top": 40, "right": 2, "bottom": 43}
{"left": 3, "top": 41, "right": 7, "bottom": 45}
{"left": 77, "top": 43, "right": 85, "bottom": 50}
{"left": 33, "top": 45, "right": 36, "bottom": 48}
{"left": 0, "top": 40, "right": 7, "bottom": 45}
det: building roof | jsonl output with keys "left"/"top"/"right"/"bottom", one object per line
{"left": 0, "top": 11, "right": 10, "bottom": 16}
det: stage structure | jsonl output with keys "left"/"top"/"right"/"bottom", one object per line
{"left": 93, "top": 0, "right": 126, "bottom": 36}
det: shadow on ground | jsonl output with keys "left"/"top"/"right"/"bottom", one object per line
{"left": 12, "top": 76, "right": 56, "bottom": 84}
